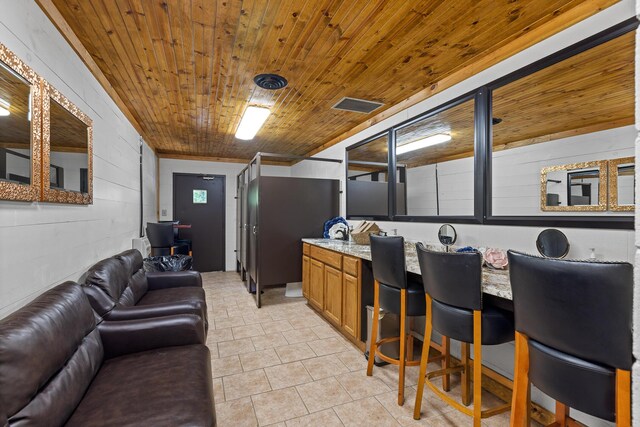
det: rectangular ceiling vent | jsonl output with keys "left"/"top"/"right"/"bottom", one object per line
{"left": 332, "top": 97, "right": 384, "bottom": 114}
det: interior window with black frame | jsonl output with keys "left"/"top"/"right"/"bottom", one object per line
{"left": 394, "top": 97, "right": 475, "bottom": 217}
{"left": 490, "top": 30, "right": 634, "bottom": 217}
{"left": 346, "top": 133, "right": 390, "bottom": 218}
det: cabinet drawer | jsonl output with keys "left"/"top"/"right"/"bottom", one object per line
{"left": 303, "top": 243, "right": 310, "bottom": 255}
{"left": 310, "top": 246, "right": 342, "bottom": 269}
{"left": 343, "top": 256, "right": 360, "bottom": 277}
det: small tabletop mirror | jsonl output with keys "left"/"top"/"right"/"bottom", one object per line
{"left": 536, "top": 229, "right": 570, "bottom": 258}
{"left": 438, "top": 224, "right": 457, "bottom": 249}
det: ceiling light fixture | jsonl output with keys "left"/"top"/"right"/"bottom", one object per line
{"left": 396, "top": 133, "right": 451, "bottom": 155}
{"left": 0, "top": 98, "right": 10, "bottom": 116}
{"left": 235, "top": 106, "right": 271, "bottom": 140}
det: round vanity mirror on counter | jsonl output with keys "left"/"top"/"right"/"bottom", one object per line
{"left": 438, "top": 224, "right": 457, "bottom": 248}
{"left": 536, "top": 229, "right": 570, "bottom": 258}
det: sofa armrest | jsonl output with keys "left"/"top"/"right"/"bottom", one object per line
{"left": 99, "top": 314, "right": 205, "bottom": 359}
{"left": 103, "top": 301, "right": 204, "bottom": 321}
{"left": 146, "top": 271, "right": 202, "bottom": 290}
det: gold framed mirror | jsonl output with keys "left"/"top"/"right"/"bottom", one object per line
{"left": 0, "top": 43, "right": 42, "bottom": 201}
{"left": 608, "top": 156, "right": 634, "bottom": 212}
{"left": 540, "top": 160, "right": 607, "bottom": 211}
{"left": 42, "top": 82, "right": 93, "bottom": 204}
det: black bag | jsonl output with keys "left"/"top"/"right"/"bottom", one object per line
{"left": 143, "top": 255, "right": 193, "bottom": 272}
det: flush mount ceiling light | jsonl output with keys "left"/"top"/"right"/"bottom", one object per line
{"left": 0, "top": 98, "right": 9, "bottom": 116}
{"left": 396, "top": 133, "right": 451, "bottom": 155}
{"left": 254, "top": 74, "right": 288, "bottom": 90}
{"left": 235, "top": 106, "right": 271, "bottom": 140}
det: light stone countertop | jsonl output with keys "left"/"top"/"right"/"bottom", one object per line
{"left": 302, "top": 238, "right": 512, "bottom": 300}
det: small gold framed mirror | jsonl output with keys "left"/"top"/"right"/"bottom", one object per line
{"left": 0, "top": 43, "right": 42, "bottom": 201}
{"left": 540, "top": 160, "right": 607, "bottom": 212}
{"left": 608, "top": 156, "right": 634, "bottom": 212}
{"left": 42, "top": 82, "right": 93, "bottom": 204}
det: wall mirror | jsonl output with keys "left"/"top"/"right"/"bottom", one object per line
{"left": 346, "top": 132, "right": 392, "bottom": 218}
{"left": 42, "top": 82, "right": 93, "bottom": 204}
{"left": 540, "top": 161, "right": 607, "bottom": 212}
{"left": 536, "top": 229, "right": 570, "bottom": 258}
{"left": 0, "top": 43, "right": 42, "bottom": 201}
{"left": 438, "top": 223, "right": 457, "bottom": 248}
{"left": 608, "top": 156, "right": 634, "bottom": 211}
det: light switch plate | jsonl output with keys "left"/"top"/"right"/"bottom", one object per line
{"left": 161, "top": 209, "right": 167, "bottom": 217}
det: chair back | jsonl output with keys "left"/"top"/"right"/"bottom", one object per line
{"left": 370, "top": 235, "right": 407, "bottom": 289}
{"left": 146, "top": 222, "right": 174, "bottom": 248}
{"left": 508, "top": 250, "right": 632, "bottom": 370}
{"left": 159, "top": 220, "right": 180, "bottom": 240}
{"left": 416, "top": 243, "right": 482, "bottom": 310}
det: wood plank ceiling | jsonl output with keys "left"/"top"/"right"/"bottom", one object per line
{"left": 43, "top": 0, "right": 619, "bottom": 161}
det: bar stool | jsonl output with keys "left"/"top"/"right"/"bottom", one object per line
{"left": 414, "top": 244, "right": 514, "bottom": 426}
{"left": 366, "top": 235, "right": 429, "bottom": 406}
{"left": 508, "top": 251, "right": 632, "bottom": 427}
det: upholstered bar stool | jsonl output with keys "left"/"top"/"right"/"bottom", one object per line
{"left": 414, "top": 243, "right": 514, "bottom": 426}
{"left": 508, "top": 251, "right": 632, "bottom": 427}
{"left": 366, "top": 235, "right": 430, "bottom": 406}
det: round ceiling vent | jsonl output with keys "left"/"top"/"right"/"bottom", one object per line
{"left": 254, "top": 74, "right": 288, "bottom": 90}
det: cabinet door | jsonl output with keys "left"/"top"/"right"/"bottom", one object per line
{"left": 324, "top": 265, "right": 342, "bottom": 326}
{"left": 302, "top": 255, "right": 310, "bottom": 299}
{"left": 342, "top": 273, "right": 359, "bottom": 339}
{"left": 309, "top": 259, "right": 324, "bottom": 310}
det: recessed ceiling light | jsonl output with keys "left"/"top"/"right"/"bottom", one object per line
{"left": 235, "top": 106, "right": 271, "bottom": 140}
{"left": 396, "top": 133, "right": 451, "bottom": 155}
{"left": 0, "top": 98, "right": 9, "bottom": 116}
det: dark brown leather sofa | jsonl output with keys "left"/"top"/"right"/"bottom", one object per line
{"left": 0, "top": 283, "right": 215, "bottom": 427}
{"left": 80, "top": 249, "right": 208, "bottom": 329}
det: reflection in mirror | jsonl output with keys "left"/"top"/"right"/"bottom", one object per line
{"left": 394, "top": 97, "right": 475, "bottom": 217}
{"left": 491, "top": 31, "right": 634, "bottom": 216}
{"left": 536, "top": 229, "right": 570, "bottom": 258}
{"left": 541, "top": 161, "right": 606, "bottom": 211}
{"left": 609, "top": 157, "right": 635, "bottom": 211}
{"left": 438, "top": 224, "right": 457, "bottom": 247}
{"left": 49, "top": 99, "right": 89, "bottom": 193}
{"left": 346, "top": 133, "right": 391, "bottom": 218}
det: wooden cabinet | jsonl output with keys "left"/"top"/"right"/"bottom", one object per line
{"left": 303, "top": 243, "right": 362, "bottom": 347}
{"left": 324, "top": 265, "right": 342, "bottom": 326}
{"left": 302, "top": 255, "right": 310, "bottom": 298}
{"left": 309, "top": 258, "right": 324, "bottom": 310}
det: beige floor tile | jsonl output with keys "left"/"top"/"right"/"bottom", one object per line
{"left": 215, "top": 315, "right": 246, "bottom": 329}
{"left": 212, "top": 377, "right": 225, "bottom": 403}
{"left": 311, "top": 324, "right": 341, "bottom": 339}
{"left": 252, "top": 332, "right": 289, "bottom": 350}
{"left": 264, "top": 361, "right": 313, "bottom": 390}
{"left": 302, "top": 355, "right": 351, "bottom": 381}
{"left": 275, "top": 342, "right": 317, "bottom": 363}
{"left": 215, "top": 397, "right": 258, "bottom": 427}
{"left": 285, "top": 409, "right": 344, "bottom": 427}
{"left": 252, "top": 387, "right": 308, "bottom": 425}
{"left": 376, "top": 386, "right": 453, "bottom": 426}
{"left": 207, "top": 327, "right": 234, "bottom": 344}
{"left": 211, "top": 355, "right": 243, "bottom": 378}
{"left": 282, "top": 327, "right": 319, "bottom": 344}
{"left": 296, "top": 377, "right": 352, "bottom": 413}
{"left": 208, "top": 343, "right": 219, "bottom": 359}
{"left": 333, "top": 396, "right": 400, "bottom": 426}
{"left": 240, "top": 348, "right": 282, "bottom": 372}
{"left": 262, "top": 320, "right": 295, "bottom": 334}
{"left": 335, "top": 370, "right": 391, "bottom": 400}
{"left": 223, "top": 369, "right": 272, "bottom": 401}
{"left": 307, "top": 337, "right": 351, "bottom": 356}
{"left": 336, "top": 350, "right": 369, "bottom": 371}
{"left": 218, "top": 338, "right": 256, "bottom": 358}
{"left": 233, "top": 324, "right": 266, "bottom": 339}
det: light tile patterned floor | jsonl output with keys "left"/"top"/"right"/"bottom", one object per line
{"left": 204, "top": 272, "right": 516, "bottom": 427}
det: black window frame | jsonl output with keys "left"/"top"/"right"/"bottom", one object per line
{"left": 345, "top": 18, "right": 637, "bottom": 230}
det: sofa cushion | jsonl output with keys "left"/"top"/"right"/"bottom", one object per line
{"left": 138, "top": 286, "right": 206, "bottom": 309}
{"left": 66, "top": 345, "right": 215, "bottom": 427}
{"left": 81, "top": 257, "right": 130, "bottom": 304}
{"left": 0, "top": 283, "right": 103, "bottom": 426}
{"left": 116, "top": 250, "right": 149, "bottom": 305}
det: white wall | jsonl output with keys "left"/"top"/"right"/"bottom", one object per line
{"left": 0, "top": 0, "right": 156, "bottom": 319}
{"left": 158, "top": 158, "right": 290, "bottom": 271}
{"left": 291, "top": 3, "right": 636, "bottom": 425}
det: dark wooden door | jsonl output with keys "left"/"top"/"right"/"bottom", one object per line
{"left": 173, "top": 173, "right": 225, "bottom": 272}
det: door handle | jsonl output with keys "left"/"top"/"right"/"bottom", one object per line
{"left": 252, "top": 226, "right": 257, "bottom": 235}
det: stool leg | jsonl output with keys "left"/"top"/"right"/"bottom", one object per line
{"left": 407, "top": 317, "right": 414, "bottom": 362}
{"left": 442, "top": 335, "right": 450, "bottom": 392}
{"left": 398, "top": 289, "right": 407, "bottom": 405}
{"left": 510, "top": 332, "right": 531, "bottom": 427}
{"left": 555, "top": 402, "right": 569, "bottom": 427}
{"left": 616, "top": 369, "right": 631, "bottom": 427}
{"left": 461, "top": 342, "right": 471, "bottom": 406}
{"left": 414, "top": 294, "right": 432, "bottom": 420}
{"left": 366, "top": 280, "right": 380, "bottom": 377}
{"left": 473, "top": 311, "right": 482, "bottom": 427}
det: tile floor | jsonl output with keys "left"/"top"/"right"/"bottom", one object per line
{"left": 204, "top": 272, "right": 518, "bottom": 426}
